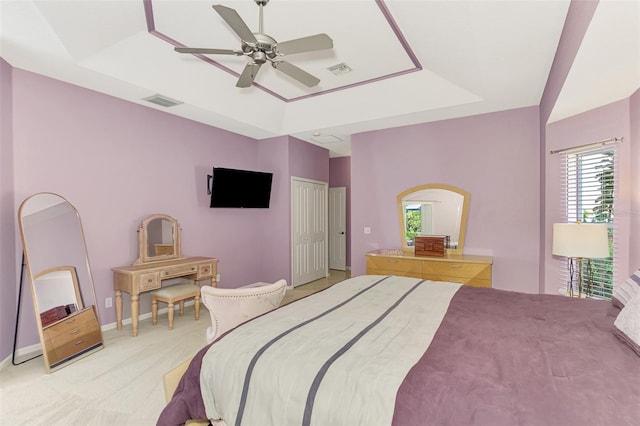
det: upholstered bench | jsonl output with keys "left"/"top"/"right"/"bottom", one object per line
{"left": 150, "top": 283, "right": 201, "bottom": 330}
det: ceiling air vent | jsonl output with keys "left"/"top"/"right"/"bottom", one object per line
{"left": 327, "top": 62, "right": 352, "bottom": 76}
{"left": 311, "top": 134, "right": 343, "bottom": 144}
{"left": 143, "top": 94, "right": 183, "bottom": 107}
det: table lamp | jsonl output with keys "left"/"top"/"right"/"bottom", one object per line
{"left": 552, "top": 221, "right": 609, "bottom": 297}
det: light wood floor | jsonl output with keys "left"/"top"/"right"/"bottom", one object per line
{"left": 0, "top": 270, "right": 349, "bottom": 426}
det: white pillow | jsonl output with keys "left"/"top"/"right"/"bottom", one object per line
{"left": 613, "top": 291, "right": 640, "bottom": 356}
{"left": 612, "top": 269, "right": 640, "bottom": 308}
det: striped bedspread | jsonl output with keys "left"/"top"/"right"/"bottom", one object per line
{"left": 200, "top": 275, "right": 460, "bottom": 426}
{"left": 158, "top": 275, "right": 640, "bottom": 426}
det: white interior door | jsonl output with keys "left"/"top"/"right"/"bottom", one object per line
{"left": 328, "top": 187, "right": 347, "bottom": 271}
{"left": 291, "top": 178, "right": 328, "bottom": 287}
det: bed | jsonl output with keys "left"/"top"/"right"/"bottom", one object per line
{"left": 158, "top": 274, "right": 640, "bottom": 426}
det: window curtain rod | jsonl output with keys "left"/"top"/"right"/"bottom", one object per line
{"left": 550, "top": 137, "right": 623, "bottom": 155}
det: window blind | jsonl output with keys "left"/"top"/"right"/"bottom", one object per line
{"left": 558, "top": 145, "right": 618, "bottom": 298}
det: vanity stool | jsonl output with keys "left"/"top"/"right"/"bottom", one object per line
{"left": 150, "top": 283, "right": 201, "bottom": 330}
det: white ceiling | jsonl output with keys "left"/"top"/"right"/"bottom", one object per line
{"left": 1, "top": 0, "right": 638, "bottom": 157}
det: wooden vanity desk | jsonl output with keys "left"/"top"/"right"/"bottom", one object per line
{"left": 366, "top": 249, "right": 493, "bottom": 288}
{"left": 112, "top": 257, "right": 217, "bottom": 336}
{"left": 112, "top": 214, "right": 217, "bottom": 336}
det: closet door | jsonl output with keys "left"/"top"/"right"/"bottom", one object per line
{"left": 291, "top": 178, "right": 328, "bottom": 287}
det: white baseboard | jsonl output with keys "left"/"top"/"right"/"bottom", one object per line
{"left": 100, "top": 299, "right": 196, "bottom": 332}
{"left": 0, "top": 343, "right": 43, "bottom": 370}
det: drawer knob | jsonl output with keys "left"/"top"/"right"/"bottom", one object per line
{"left": 70, "top": 328, "right": 80, "bottom": 335}
{"left": 66, "top": 318, "right": 76, "bottom": 324}
{"left": 74, "top": 340, "right": 84, "bottom": 346}
{"left": 148, "top": 278, "right": 153, "bottom": 283}
{"left": 448, "top": 264, "right": 461, "bottom": 268}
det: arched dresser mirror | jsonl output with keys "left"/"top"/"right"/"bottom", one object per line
{"left": 397, "top": 183, "right": 470, "bottom": 255}
{"left": 18, "top": 193, "right": 104, "bottom": 372}
{"left": 366, "top": 184, "right": 493, "bottom": 288}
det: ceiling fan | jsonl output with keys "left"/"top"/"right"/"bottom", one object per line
{"left": 175, "top": 0, "right": 334, "bottom": 88}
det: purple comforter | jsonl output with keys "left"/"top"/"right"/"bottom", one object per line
{"left": 158, "top": 285, "right": 640, "bottom": 426}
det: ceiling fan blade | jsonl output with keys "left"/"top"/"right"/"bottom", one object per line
{"left": 175, "top": 47, "right": 243, "bottom": 56}
{"left": 212, "top": 5, "right": 258, "bottom": 44}
{"left": 272, "top": 61, "right": 320, "bottom": 87}
{"left": 236, "top": 62, "right": 262, "bottom": 88}
{"left": 276, "top": 34, "right": 333, "bottom": 55}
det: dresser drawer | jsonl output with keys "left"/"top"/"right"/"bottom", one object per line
{"left": 139, "top": 272, "right": 161, "bottom": 291}
{"left": 197, "top": 263, "right": 214, "bottom": 279}
{"left": 366, "top": 256, "right": 422, "bottom": 276}
{"left": 423, "top": 273, "right": 492, "bottom": 288}
{"left": 422, "top": 261, "right": 491, "bottom": 280}
{"left": 159, "top": 264, "right": 199, "bottom": 279}
{"left": 43, "top": 308, "right": 96, "bottom": 337}
{"left": 47, "top": 329, "right": 102, "bottom": 365}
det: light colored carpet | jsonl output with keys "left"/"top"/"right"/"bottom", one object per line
{"left": 0, "top": 271, "right": 348, "bottom": 425}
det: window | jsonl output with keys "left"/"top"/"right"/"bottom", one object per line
{"left": 559, "top": 146, "right": 617, "bottom": 298}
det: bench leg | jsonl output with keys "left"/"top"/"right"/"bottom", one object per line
{"left": 151, "top": 298, "right": 158, "bottom": 326}
{"left": 194, "top": 295, "right": 200, "bottom": 320}
{"left": 168, "top": 302, "right": 175, "bottom": 330}
{"left": 179, "top": 300, "right": 185, "bottom": 316}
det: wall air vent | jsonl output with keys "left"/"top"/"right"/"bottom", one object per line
{"left": 143, "top": 94, "right": 183, "bottom": 107}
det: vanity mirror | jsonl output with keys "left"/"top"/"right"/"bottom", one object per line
{"left": 18, "top": 192, "right": 103, "bottom": 372}
{"left": 134, "top": 214, "right": 182, "bottom": 264}
{"left": 397, "top": 184, "right": 470, "bottom": 255}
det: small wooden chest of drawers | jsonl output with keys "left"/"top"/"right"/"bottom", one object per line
{"left": 414, "top": 235, "right": 449, "bottom": 257}
{"left": 42, "top": 306, "right": 102, "bottom": 367}
{"left": 366, "top": 250, "right": 493, "bottom": 288}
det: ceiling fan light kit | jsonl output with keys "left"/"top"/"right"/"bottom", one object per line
{"left": 175, "top": 0, "right": 334, "bottom": 88}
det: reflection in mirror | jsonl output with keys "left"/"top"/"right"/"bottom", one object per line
{"left": 19, "top": 192, "right": 103, "bottom": 372}
{"left": 147, "top": 218, "right": 175, "bottom": 257}
{"left": 34, "top": 266, "right": 83, "bottom": 327}
{"left": 397, "top": 184, "right": 470, "bottom": 255}
{"left": 135, "top": 214, "right": 182, "bottom": 264}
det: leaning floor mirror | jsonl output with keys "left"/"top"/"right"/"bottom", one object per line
{"left": 18, "top": 192, "right": 104, "bottom": 373}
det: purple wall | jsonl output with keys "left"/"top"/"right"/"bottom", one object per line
{"left": 6, "top": 68, "right": 328, "bottom": 353}
{"left": 329, "top": 157, "right": 351, "bottom": 268}
{"left": 546, "top": 98, "right": 638, "bottom": 293}
{"left": 1, "top": 58, "right": 17, "bottom": 361}
{"left": 538, "top": 0, "right": 599, "bottom": 292}
{"left": 631, "top": 90, "right": 640, "bottom": 270}
{"left": 255, "top": 136, "right": 330, "bottom": 284}
{"left": 351, "top": 106, "right": 541, "bottom": 293}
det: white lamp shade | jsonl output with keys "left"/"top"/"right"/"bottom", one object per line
{"left": 552, "top": 223, "right": 610, "bottom": 258}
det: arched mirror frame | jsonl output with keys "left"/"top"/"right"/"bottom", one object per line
{"left": 397, "top": 183, "right": 470, "bottom": 256}
{"left": 134, "top": 214, "right": 182, "bottom": 265}
{"left": 18, "top": 192, "right": 103, "bottom": 372}
{"left": 33, "top": 266, "right": 84, "bottom": 314}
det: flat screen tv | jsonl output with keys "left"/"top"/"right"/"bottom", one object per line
{"left": 209, "top": 167, "right": 273, "bottom": 208}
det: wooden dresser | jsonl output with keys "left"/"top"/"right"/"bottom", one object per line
{"left": 42, "top": 306, "right": 102, "bottom": 368}
{"left": 366, "top": 250, "right": 493, "bottom": 288}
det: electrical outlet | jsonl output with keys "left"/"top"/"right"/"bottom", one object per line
{"left": 105, "top": 297, "right": 113, "bottom": 308}
{"left": 364, "top": 227, "right": 371, "bottom": 235}
{"left": 216, "top": 273, "right": 221, "bottom": 283}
